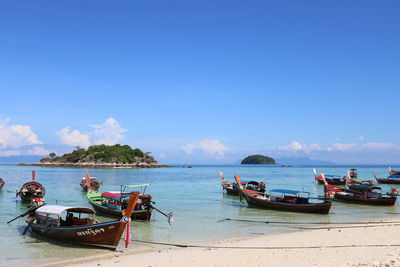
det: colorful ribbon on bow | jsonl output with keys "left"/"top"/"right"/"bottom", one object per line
{"left": 121, "top": 215, "right": 131, "bottom": 248}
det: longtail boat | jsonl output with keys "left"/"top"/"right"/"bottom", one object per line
{"left": 20, "top": 191, "right": 140, "bottom": 250}
{"left": 346, "top": 169, "right": 375, "bottom": 188}
{"left": 313, "top": 168, "right": 346, "bottom": 185}
{"left": 322, "top": 173, "right": 396, "bottom": 205}
{"left": 220, "top": 172, "right": 266, "bottom": 196}
{"left": 16, "top": 171, "right": 46, "bottom": 202}
{"left": 80, "top": 170, "right": 101, "bottom": 192}
{"left": 0, "top": 178, "right": 4, "bottom": 190}
{"left": 373, "top": 169, "right": 400, "bottom": 184}
{"left": 234, "top": 176, "right": 331, "bottom": 214}
{"left": 87, "top": 185, "right": 152, "bottom": 221}
{"left": 389, "top": 167, "right": 400, "bottom": 176}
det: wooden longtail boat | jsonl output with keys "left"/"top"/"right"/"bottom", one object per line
{"left": 87, "top": 185, "right": 152, "bottom": 221}
{"left": 373, "top": 170, "right": 400, "bottom": 184}
{"left": 234, "top": 176, "right": 331, "bottom": 214}
{"left": 373, "top": 172, "right": 400, "bottom": 184}
{"left": 389, "top": 167, "right": 400, "bottom": 176}
{"left": 0, "top": 178, "right": 5, "bottom": 190}
{"left": 313, "top": 168, "right": 346, "bottom": 185}
{"left": 220, "top": 172, "right": 266, "bottom": 196}
{"left": 346, "top": 170, "right": 375, "bottom": 187}
{"left": 16, "top": 171, "right": 46, "bottom": 202}
{"left": 80, "top": 170, "right": 101, "bottom": 192}
{"left": 24, "top": 191, "right": 140, "bottom": 250}
{"left": 322, "top": 174, "right": 396, "bottom": 205}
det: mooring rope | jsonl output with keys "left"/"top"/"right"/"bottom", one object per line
{"left": 133, "top": 239, "right": 400, "bottom": 250}
{"left": 218, "top": 218, "right": 400, "bottom": 225}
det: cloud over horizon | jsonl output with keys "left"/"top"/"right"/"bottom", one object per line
{"left": 0, "top": 117, "right": 49, "bottom": 156}
{"left": 181, "top": 139, "right": 229, "bottom": 159}
{"left": 57, "top": 117, "right": 127, "bottom": 148}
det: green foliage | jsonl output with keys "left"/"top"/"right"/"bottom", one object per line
{"left": 49, "top": 152, "right": 56, "bottom": 159}
{"left": 42, "top": 144, "right": 156, "bottom": 164}
{"left": 241, "top": 154, "right": 276, "bottom": 165}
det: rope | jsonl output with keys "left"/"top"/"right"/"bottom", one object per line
{"left": 133, "top": 239, "right": 400, "bottom": 250}
{"left": 218, "top": 218, "right": 400, "bottom": 225}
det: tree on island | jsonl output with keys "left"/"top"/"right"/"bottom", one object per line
{"left": 40, "top": 144, "right": 157, "bottom": 165}
{"left": 241, "top": 155, "right": 276, "bottom": 164}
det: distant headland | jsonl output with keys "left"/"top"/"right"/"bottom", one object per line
{"left": 28, "top": 144, "right": 168, "bottom": 168}
{"left": 241, "top": 155, "right": 276, "bottom": 164}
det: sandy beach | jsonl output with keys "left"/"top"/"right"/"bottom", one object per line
{"left": 37, "top": 219, "right": 400, "bottom": 267}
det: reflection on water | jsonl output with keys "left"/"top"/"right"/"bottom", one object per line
{"left": 0, "top": 165, "right": 399, "bottom": 266}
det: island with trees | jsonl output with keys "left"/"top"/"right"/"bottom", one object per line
{"left": 32, "top": 144, "right": 167, "bottom": 168}
{"left": 241, "top": 154, "right": 276, "bottom": 165}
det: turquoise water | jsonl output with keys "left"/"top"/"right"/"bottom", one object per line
{"left": 0, "top": 165, "right": 399, "bottom": 266}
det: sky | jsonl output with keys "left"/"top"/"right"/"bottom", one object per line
{"left": 0, "top": 0, "right": 399, "bottom": 164}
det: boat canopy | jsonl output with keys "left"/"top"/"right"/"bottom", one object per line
{"left": 102, "top": 191, "right": 122, "bottom": 198}
{"left": 36, "top": 205, "right": 95, "bottom": 215}
{"left": 324, "top": 174, "right": 342, "bottom": 178}
{"left": 123, "top": 184, "right": 150, "bottom": 188}
{"left": 270, "top": 189, "right": 304, "bottom": 195}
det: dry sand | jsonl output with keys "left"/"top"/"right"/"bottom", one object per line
{"left": 40, "top": 220, "right": 400, "bottom": 267}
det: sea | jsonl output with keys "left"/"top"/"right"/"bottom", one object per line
{"left": 0, "top": 164, "right": 399, "bottom": 266}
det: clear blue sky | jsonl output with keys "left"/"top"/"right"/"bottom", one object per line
{"left": 1, "top": 1, "right": 399, "bottom": 164}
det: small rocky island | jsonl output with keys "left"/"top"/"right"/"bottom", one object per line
{"left": 241, "top": 154, "right": 276, "bottom": 165}
{"left": 31, "top": 144, "right": 167, "bottom": 168}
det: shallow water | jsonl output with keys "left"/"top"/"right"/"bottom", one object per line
{"left": 0, "top": 165, "right": 399, "bottom": 266}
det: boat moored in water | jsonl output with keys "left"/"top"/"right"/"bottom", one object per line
{"left": 389, "top": 167, "right": 400, "bottom": 176}
{"left": 373, "top": 170, "right": 400, "bottom": 184}
{"left": 234, "top": 176, "right": 332, "bottom": 214}
{"left": 0, "top": 178, "right": 4, "bottom": 190}
{"left": 80, "top": 170, "right": 101, "bottom": 192}
{"left": 322, "top": 173, "right": 396, "bottom": 205}
{"left": 16, "top": 171, "right": 46, "bottom": 203}
{"left": 220, "top": 172, "right": 266, "bottom": 196}
{"left": 313, "top": 168, "right": 347, "bottom": 185}
{"left": 87, "top": 184, "right": 153, "bottom": 221}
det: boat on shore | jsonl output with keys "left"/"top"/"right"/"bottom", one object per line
{"left": 0, "top": 178, "right": 4, "bottom": 189}
{"left": 80, "top": 170, "right": 101, "bottom": 192}
{"left": 322, "top": 174, "right": 396, "bottom": 205}
{"left": 313, "top": 168, "right": 346, "bottom": 185}
{"left": 220, "top": 172, "right": 265, "bottom": 196}
{"left": 234, "top": 176, "right": 332, "bottom": 214}
{"left": 21, "top": 191, "right": 140, "bottom": 250}
{"left": 87, "top": 185, "right": 153, "bottom": 221}
{"left": 16, "top": 171, "right": 46, "bottom": 203}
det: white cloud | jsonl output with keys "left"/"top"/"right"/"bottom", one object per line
{"left": 360, "top": 142, "right": 397, "bottom": 151}
{"left": 0, "top": 118, "right": 49, "bottom": 156}
{"left": 330, "top": 143, "right": 357, "bottom": 152}
{"left": 27, "top": 146, "right": 51, "bottom": 155}
{"left": 181, "top": 139, "right": 229, "bottom": 158}
{"left": 181, "top": 143, "right": 196, "bottom": 154}
{"left": 0, "top": 118, "right": 42, "bottom": 149}
{"left": 91, "top": 117, "right": 127, "bottom": 145}
{"left": 277, "top": 141, "right": 399, "bottom": 155}
{"left": 57, "top": 117, "right": 127, "bottom": 148}
{"left": 359, "top": 136, "right": 365, "bottom": 142}
{"left": 279, "top": 141, "right": 327, "bottom": 153}
{"left": 200, "top": 139, "right": 229, "bottom": 157}
{"left": 56, "top": 127, "right": 91, "bottom": 148}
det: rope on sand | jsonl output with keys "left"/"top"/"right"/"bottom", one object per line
{"left": 218, "top": 218, "right": 400, "bottom": 225}
{"left": 133, "top": 239, "right": 400, "bottom": 250}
